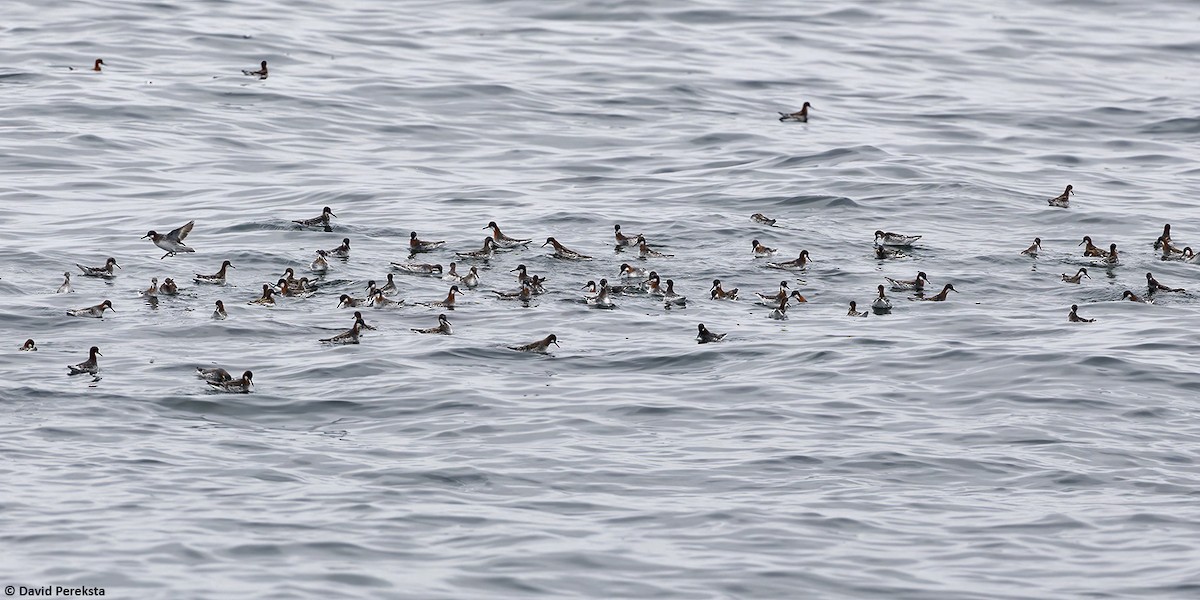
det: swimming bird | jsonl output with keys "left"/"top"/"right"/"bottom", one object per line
{"left": 376, "top": 273, "right": 399, "bottom": 296}
{"left": 140, "top": 277, "right": 159, "bottom": 298}
{"left": 755, "top": 281, "right": 791, "bottom": 306}
{"left": 637, "top": 235, "right": 673, "bottom": 259}
{"left": 751, "top": 239, "right": 776, "bottom": 258}
{"left": 1103, "top": 244, "right": 1119, "bottom": 266}
{"left": 643, "top": 272, "right": 663, "bottom": 295}
{"left": 886, "top": 271, "right": 929, "bottom": 292}
{"left": 1147, "top": 272, "right": 1185, "bottom": 293}
{"left": 460, "top": 266, "right": 481, "bottom": 288}
{"left": 249, "top": 285, "right": 276, "bottom": 306}
{"left": 159, "top": 278, "right": 178, "bottom": 295}
{"left": 142, "top": 220, "right": 195, "bottom": 259}
{"left": 21, "top": 339, "right": 37, "bottom": 351}
{"left": 353, "top": 311, "right": 376, "bottom": 331}
{"left": 1122, "top": 290, "right": 1149, "bottom": 303}
{"left": 1154, "top": 224, "right": 1172, "bottom": 250}
{"left": 1182, "top": 247, "right": 1200, "bottom": 264}
{"left": 77, "top": 257, "right": 120, "bottom": 278}
{"left": 1068, "top": 304, "right": 1094, "bottom": 323}
{"left": 661, "top": 279, "right": 687, "bottom": 306}
{"left": 710, "top": 279, "right": 738, "bottom": 300}
{"left": 275, "top": 279, "right": 304, "bottom": 298}
{"left": 847, "top": 301, "right": 869, "bottom": 317}
{"left": 196, "top": 366, "right": 232, "bottom": 383}
{"left": 767, "top": 250, "right": 811, "bottom": 270}
{"left": 751, "top": 213, "right": 777, "bottom": 226}
{"left": 511, "top": 264, "right": 534, "bottom": 284}
{"left": 337, "top": 293, "right": 367, "bottom": 308}
{"left": 510, "top": 334, "right": 559, "bottom": 353}
{"left": 614, "top": 224, "right": 639, "bottom": 247}
{"left": 494, "top": 282, "right": 535, "bottom": 302}
{"left": 526, "top": 275, "right": 548, "bottom": 295}
{"left": 1061, "top": 268, "right": 1090, "bottom": 284}
{"left": 544, "top": 237, "right": 591, "bottom": 260}
{"left": 209, "top": 371, "right": 253, "bottom": 392}
{"left": 1158, "top": 237, "right": 1184, "bottom": 259}
{"left": 875, "top": 246, "right": 907, "bottom": 260}
{"left": 1021, "top": 238, "right": 1042, "bottom": 256}
{"left": 874, "top": 230, "right": 922, "bottom": 247}
{"left": 619, "top": 263, "right": 648, "bottom": 279}
{"left": 410, "top": 232, "right": 445, "bottom": 253}
{"left": 328, "top": 238, "right": 351, "bottom": 258}
{"left": 67, "top": 299, "right": 115, "bottom": 318}
{"left": 392, "top": 262, "right": 443, "bottom": 275}
{"left": 90, "top": 59, "right": 104, "bottom": 72}
{"left": 293, "top": 206, "right": 335, "bottom": 229}
{"left": 445, "top": 262, "right": 463, "bottom": 281}
{"left": 213, "top": 300, "right": 227, "bottom": 319}
{"left": 871, "top": 285, "right": 892, "bottom": 312}
{"left": 587, "top": 279, "right": 617, "bottom": 308}
{"left": 778, "top": 102, "right": 812, "bottom": 122}
{"left": 923, "top": 284, "right": 959, "bottom": 301}
{"left": 320, "top": 320, "right": 362, "bottom": 345}
{"left": 412, "top": 314, "right": 453, "bottom": 335}
{"left": 1047, "top": 184, "right": 1073, "bottom": 208}
{"left": 311, "top": 250, "right": 330, "bottom": 273}
{"left": 696, "top": 323, "right": 726, "bottom": 343}
{"left": 67, "top": 346, "right": 102, "bottom": 375}
{"left": 768, "top": 298, "right": 789, "bottom": 320}
{"left": 57, "top": 272, "right": 73, "bottom": 293}
{"left": 1079, "top": 236, "right": 1108, "bottom": 258}
{"left": 423, "top": 285, "right": 462, "bottom": 309}
{"left": 370, "top": 291, "right": 404, "bottom": 309}
{"left": 194, "top": 260, "right": 235, "bottom": 284}
{"left": 456, "top": 238, "right": 496, "bottom": 260}
{"left": 242, "top": 60, "right": 268, "bottom": 79}
{"left": 484, "top": 221, "right": 531, "bottom": 248}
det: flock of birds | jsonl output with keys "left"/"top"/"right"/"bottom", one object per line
{"left": 15, "top": 60, "right": 1198, "bottom": 392}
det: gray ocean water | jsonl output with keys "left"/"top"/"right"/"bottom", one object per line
{"left": 3, "top": 0, "right": 1200, "bottom": 597}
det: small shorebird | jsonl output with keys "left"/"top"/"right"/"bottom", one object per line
{"left": 337, "top": 293, "right": 366, "bottom": 308}
{"left": 1103, "top": 244, "right": 1119, "bottom": 266}
{"left": 509, "top": 334, "right": 560, "bottom": 353}
{"left": 353, "top": 311, "right": 376, "bottom": 331}
{"left": 67, "top": 299, "right": 115, "bottom": 318}
{"left": 327, "top": 238, "right": 351, "bottom": 258}
{"left": 249, "top": 285, "right": 276, "bottom": 306}
{"left": 778, "top": 102, "right": 812, "bottom": 122}
{"left": 456, "top": 238, "right": 496, "bottom": 260}
{"left": 209, "top": 371, "right": 253, "bottom": 392}
{"left": 77, "top": 257, "right": 120, "bottom": 278}
{"left": 142, "top": 220, "right": 195, "bottom": 259}
{"left": 751, "top": 239, "right": 776, "bottom": 258}
{"left": 410, "top": 232, "right": 445, "bottom": 253}
{"left": 1061, "top": 268, "right": 1090, "bottom": 284}
{"left": 875, "top": 246, "right": 907, "bottom": 260}
{"left": 1079, "top": 236, "right": 1108, "bottom": 257}
{"left": 768, "top": 297, "right": 789, "bottom": 320}
{"left": 544, "top": 237, "right": 591, "bottom": 260}
{"left": 21, "top": 339, "right": 37, "bottom": 351}
{"left": 70, "top": 59, "right": 105, "bottom": 72}
{"left": 375, "top": 273, "right": 399, "bottom": 295}
{"left": 392, "top": 262, "right": 442, "bottom": 275}
{"left": 751, "top": 213, "right": 776, "bottom": 226}
{"left": 67, "top": 346, "right": 102, "bottom": 375}
{"left": 587, "top": 279, "right": 617, "bottom": 308}
{"left": 1047, "top": 184, "right": 1073, "bottom": 208}
{"left": 196, "top": 366, "right": 232, "bottom": 383}
{"left": 484, "top": 221, "right": 531, "bottom": 248}
{"left": 696, "top": 323, "right": 726, "bottom": 343}
{"left": 661, "top": 279, "right": 687, "bottom": 306}
{"left": 57, "top": 272, "right": 73, "bottom": 293}
{"left": 613, "top": 224, "right": 639, "bottom": 248}
{"left": 412, "top": 314, "right": 453, "bottom": 335}
{"left": 923, "top": 284, "right": 959, "bottom": 301}
{"left": 874, "top": 230, "right": 921, "bottom": 247}
{"left": 213, "top": 300, "right": 227, "bottom": 319}
{"left": 1068, "top": 304, "right": 1094, "bottom": 323}
{"left": 159, "top": 278, "right": 178, "bottom": 295}
{"left": 886, "top": 271, "right": 929, "bottom": 292}
{"left": 1182, "top": 247, "right": 1200, "bottom": 264}
{"left": 1122, "top": 290, "right": 1148, "bottom": 303}
{"left": 1153, "top": 224, "right": 1172, "bottom": 250}
{"left": 1158, "top": 237, "right": 1184, "bottom": 259}
{"left": 637, "top": 235, "right": 673, "bottom": 259}
{"left": 1147, "top": 272, "right": 1185, "bottom": 293}
{"left": 139, "top": 277, "right": 159, "bottom": 298}
{"left": 321, "top": 320, "right": 362, "bottom": 345}
{"left": 871, "top": 285, "right": 891, "bottom": 312}
{"left": 459, "top": 266, "right": 481, "bottom": 288}
{"left": 293, "top": 206, "right": 335, "bottom": 229}
{"left": 755, "top": 281, "right": 791, "bottom": 306}
{"left": 710, "top": 279, "right": 738, "bottom": 300}
{"left": 311, "top": 250, "right": 330, "bottom": 273}
{"left": 1021, "top": 238, "right": 1042, "bottom": 256}
{"left": 495, "top": 282, "right": 535, "bottom": 302}
{"left": 619, "top": 263, "right": 648, "bottom": 279}
{"left": 847, "top": 301, "right": 868, "bottom": 317}
{"left": 242, "top": 60, "right": 268, "bottom": 79}
{"left": 422, "top": 285, "right": 462, "bottom": 309}
{"left": 194, "top": 260, "right": 235, "bottom": 284}
{"left": 768, "top": 250, "right": 811, "bottom": 270}
{"left": 370, "top": 291, "right": 404, "bottom": 309}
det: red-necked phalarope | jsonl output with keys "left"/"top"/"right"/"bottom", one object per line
{"left": 68, "top": 346, "right": 101, "bottom": 375}
{"left": 886, "top": 271, "right": 929, "bottom": 291}
{"left": 195, "top": 260, "right": 235, "bottom": 284}
{"left": 614, "top": 224, "right": 639, "bottom": 248}
{"left": 376, "top": 273, "right": 399, "bottom": 295}
{"left": 874, "top": 230, "right": 921, "bottom": 247}
{"left": 871, "top": 285, "right": 891, "bottom": 312}
{"left": 1153, "top": 224, "right": 1171, "bottom": 250}
{"left": 460, "top": 266, "right": 481, "bottom": 288}
{"left": 696, "top": 323, "right": 726, "bottom": 343}
{"left": 294, "top": 206, "right": 335, "bottom": 229}
{"left": 74, "top": 58, "right": 104, "bottom": 72}
{"left": 21, "top": 339, "right": 37, "bottom": 351}
{"left": 1047, "top": 185, "right": 1073, "bottom": 208}
{"left": 751, "top": 213, "right": 777, "bottom": 226}
{"left": 321, "top": 320, "right": 362, "bottom": 345}
{"left": 139, "top": 277, "right": 159, "bottom": 298}
{"left": 422, "top": 285, "right": 462, "bottom": 309}
{"left": 1147, "top": 272, "right": 1184, "bottom": 293}
{"left": 57, "top": 272, "right": 73, "bottom": 293}
{"left": 1158, "top": 237, "right": 1184, "bottom": 260}
{"left": 413, "top": 314, "right": 453, "bottom": 335}
{"left": 847, "top": 301, "right": 868, "bottom": 317}
{"left": 196, "top": 366, "right": 232, "bottom": 383}
{"left": 67, "top": 299, "right": 115, "bottom": 318}
{"left": 243, "top": 60, "right": 268, "bottom": 78}
{"left": 353, "top": 311, "right": 376, "bottom": 331}
{"left": 755, "top": 281, "right": 790, "bottom": 306}
{"left": 1021, "top": 238, "right": 1042, "bottom": 257}
{"left": 143, "top": 221, "right": 195, "bottom": 259}
{"left": 1079, "top": 236, "right": 1108, "bottom": 258}
{"left": 511, "top": 264, "right": 533, "bottom": 284}
{"left": 637, "top": 235, "right": 673, "bottom": 259}
{"left": 510, "top": 334, "right": 559, "bottom": 353}
{"left": 1122, "top": 290, "right": 1149, "bottom": 303}
{"left": 456, "top": 238, "right": 496, "bottom": 260}
{"left": 544, "top": 237, "right": 591, "bottom": 260}
{"left": 875, "top": 246, "right": 907, "bottom": 260}
{"left": 159, "top": 278, "right": 178, "bottom": 295}
{"left": 1182, "top": 247, "right": 1200, "bottom": 264}
{"left": 410, "top": 232, "right": 445, "bottom": 253}
{"left": 710, "top": 279, "right": 738, "bottom": 300}
{"left": 210, "top": 370, "right": 253, "bottom": 392}
{"left": 768, "top": 250, "right": 810, "bottom": 270}
{"left": 619, "top": 263, "right": 648, "bottom": 279}
{"left": 778, "top": 102, "right": 811, "bottom": 122}
{"left": 249, "top": 285, "right": 276, "bottom": 306}
{"left": 311, "top": 250, "right": 330, "bottom": 273}
{"left": 484, "top": 221, "right": 531, "bottom": 248}
{"left": 768, "top": 297, "right": 789, "bottom": 320}
{"left": 643, "top": 272, "right": 663, "bottom": 295}
{"left": 213, "top": 300, "right": 227, "bottom": 319}
{"left": 392, "top": 262, "right": 443, "bottom": 275}
{"left": 751, "top": 239, "right": 776, "bottom": 258}
{"left": 923, "top": 284, "right": 958, "bottom": 301}
{"left": 1068, "top": 304, "right": 1094, "bottom": 323}
{"left": 337, "top": 293, "right": 367, "bottom": 308}
{"left": 1103, "top": 244, "right": 1119, "bottom": 266}
{"left": 588, "top": 279, "right": 617, "bottom": 308}
{"left": 328, "top": 238, "right": 351, "bottom": 258}
{"left": 495, "top": 283, "right": 535, "bottom": 302}
{"left": 1062, "top": 268, "right": 1090, "bottom": 284}
{"left": 77, "top": 257, "right": 120, "bottom": 278}
{"left": 661, "top": 279, "right": 687, "bottom": 306}
{"left": 370, "top": 291, "right": 404, "bottom": 308}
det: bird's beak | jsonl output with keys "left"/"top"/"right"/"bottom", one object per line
{"left": 96, "top": 351, "right": 103, "bottom": 356}
{"left": 552, "top": 340, "right": 561, "bottom": 347}
{"left": 1084, "top": 273, "right": 1091, "bottom": 279}
{"left": 951, "top": 288, "right": 959, "bottom": 293}
{"left": 229, "top": 264, "right": 236, "bottom": 269}
{"left": 114, "top": 264, "right": 122, "bottom": 269}
{"left": 140, "top": 234, "right": 150, "bottom": 239}
{"left": 541, "top": 241, "right": 550, "bottom": 247}
{"left": 1078, "top": 240, "right": 1085, "bottom": 246}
